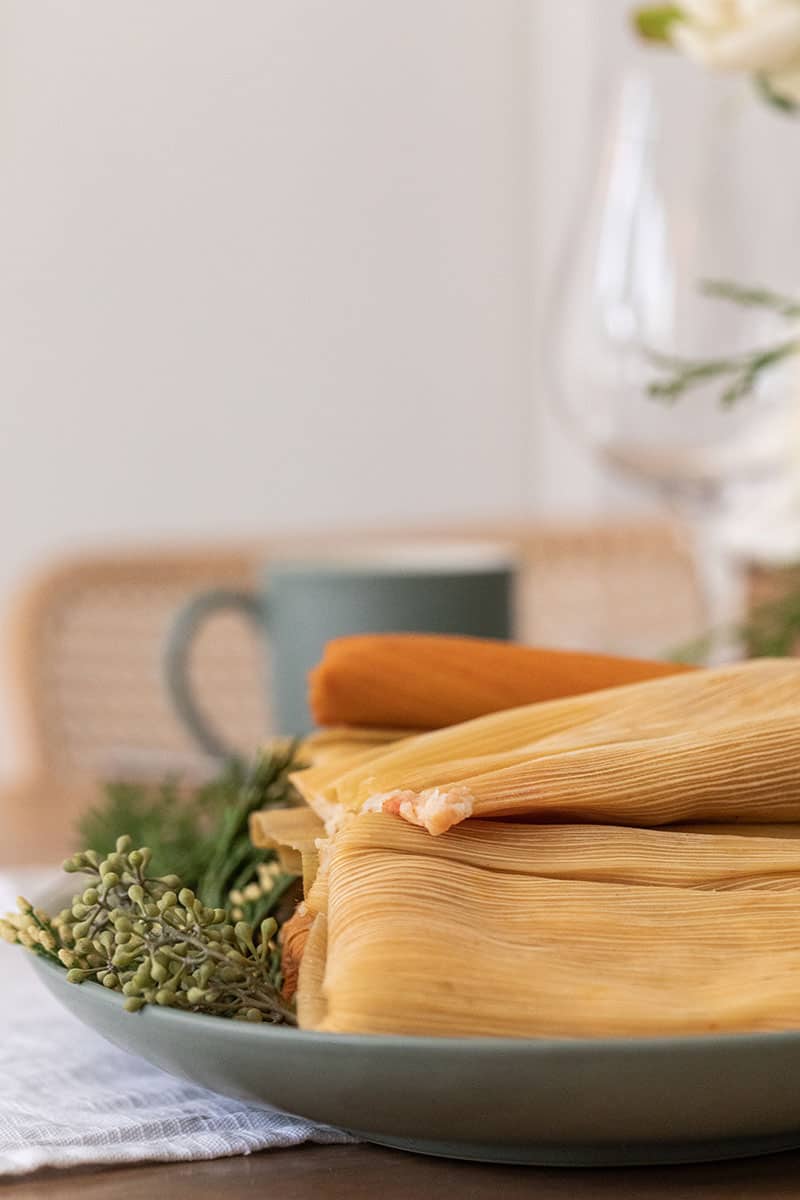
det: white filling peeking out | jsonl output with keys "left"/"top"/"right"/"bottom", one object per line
{"left": 362, "top": 785, "right": 474, "bottom": 835}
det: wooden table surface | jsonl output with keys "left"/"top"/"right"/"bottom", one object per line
{"left": 6, "top": 1143, "right": 800, "bottom": 1199}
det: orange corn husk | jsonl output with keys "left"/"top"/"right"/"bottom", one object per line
{"left": 308, "top": 634, "right": 694, "bottom": 731}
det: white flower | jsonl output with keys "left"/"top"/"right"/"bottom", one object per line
{"left": 672, "top": 0, "right": 800, "bottom": 103}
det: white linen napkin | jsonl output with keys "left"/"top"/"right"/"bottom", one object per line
{"left": 0, "top": 870, "right": 354, "bottom": 1177}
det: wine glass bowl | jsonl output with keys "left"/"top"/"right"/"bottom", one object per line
{"left": 546, "top": 47, "right": 800, "bottom": 655}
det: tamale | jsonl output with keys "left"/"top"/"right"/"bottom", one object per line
{"left": 297, "top": 912, "right": 329, "bottom": 1029}
{"left": 279, "top": 902, "right": 315, "bottom": 1001}
{"left": 306, "top": 818, "right": 800, "bottom": 909}
{"left": 301, "top": 814, "right": 800, "bottom": 1038}
{"left": 667, "top": 824, "right": 800, "bottom": 840}
{"left": 309, "top": 634, "right": 694, "bottom": 730}
{"left": 249, "top": 805, "right": 326, "bottom": 892}
{"left": 293, "top": 659, "right": 800, "bottom": 834}
{"left": 300, "top": 726, "right": 413, "bottom": 767}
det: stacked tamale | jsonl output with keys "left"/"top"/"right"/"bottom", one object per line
{"left": 252, "top": 637, "right": 800, "bottom": 1039}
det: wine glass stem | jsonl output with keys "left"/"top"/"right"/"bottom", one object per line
{"left": 688, "top": 516, "right": 747, "bottom": 664}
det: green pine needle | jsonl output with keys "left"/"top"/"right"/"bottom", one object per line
{"left": 701, "top": 280, "right": 800, "bottom": 320}
{"left": 755, "top": 73, "right": 799, "bottom": 115}
{"left": 646, "top": 280, "right": 800, "bottom": 408}
{"left": 669, "top": 584, "right": 800, "bottom": 664}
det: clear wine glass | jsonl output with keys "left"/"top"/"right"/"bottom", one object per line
{"left": 545, "top": 44, "right": 800, "bottom": 661}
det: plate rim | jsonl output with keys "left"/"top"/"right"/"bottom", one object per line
{"left": 30, "top": 953, "right": 800, "bottom": 1058}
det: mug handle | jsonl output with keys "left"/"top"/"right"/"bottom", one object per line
{"left": 163, "top": 588, "right": 266, "bottom": 760}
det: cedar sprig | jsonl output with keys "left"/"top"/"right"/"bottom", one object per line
{"left": 77, "top": 743, "right": 303, "bottom": 912}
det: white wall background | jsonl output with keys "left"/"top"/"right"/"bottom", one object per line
{"left": 0, "top": 0, "right": 625, "bottom": 776}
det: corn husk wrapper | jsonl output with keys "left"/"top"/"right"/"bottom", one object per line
{"left": 293, "top": 660, "right": 800, "bottom": 835}
{"left": 667, "top": 824, "right": 800, "bottom": 840}
{"left": 278, "top": 902, "right": 315, "bottom": 1001}
{"left": 249, "top": 805, "right": 326, "bottom": 893}
{"left": 300, "top": 813, "right": 800, "bottom": 1038}
{"left": 306, "top": 817, "right": 800, "bottom": 912}
{"left": 300, "top": 726, "right": 413, "bottom": 767}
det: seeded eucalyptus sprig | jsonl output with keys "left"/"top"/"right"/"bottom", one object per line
{"left": 1, "top": 836, "right": 296, "bottom": 1025}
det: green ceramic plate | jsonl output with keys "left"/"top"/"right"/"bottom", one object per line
{"left": 30, "top": 955, "right": 800, "bottom": 1167}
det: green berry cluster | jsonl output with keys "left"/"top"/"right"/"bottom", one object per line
{"left": 2, "top": 835, "right": 296, "bottom": 1025}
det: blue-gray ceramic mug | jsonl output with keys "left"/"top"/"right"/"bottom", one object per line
{"left": 164, "top": 543, "right": 515, "bottom": 756}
